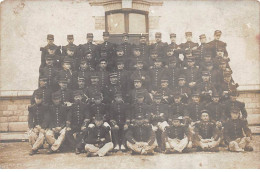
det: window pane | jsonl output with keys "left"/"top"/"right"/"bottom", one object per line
{"left": 129, "top": 13, "right": 146, "bottom": 33}
{"left": 107, "top": 13, "right": 125, "bottom": 33}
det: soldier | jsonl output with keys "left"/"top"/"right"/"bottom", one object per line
{"left": 126, "top": 115, "right": 157, "bottom": 155}
{"left": 55, "top": 78, "right": 73, "bottom": 105}
{"left": 57, "top": 57, "right": 76, "bottom": 89}
{"left": 179, "top": 32, "right": 199, "bottom": 62}
{"left": 164, "top": 46, "right": 181, "bottom": 68}
{"left": 129, "top": 46, "right": 148, "bottom": 70}
{"left": 40, "top": 34, "right": 61, "bottom": 68}
{"left": 28, "top": 91, "right": 49, "bottom": 155}
{"left": 197, "top": 71, "right": 217, "bottom": 103}
{"left": 66, "top": 90, "right": 91, "bottom": 154}
{"left": 224, "top": 107, "right": 253, "bottom": 152}
{"left": 168, "top": 33, "right": 181, "bottom": 61}
{"left": 203, "top": 61, "right": 222, "bottom": 87}
{"left": 213, "top": 47, "right": 230, "bottom": 69}
{"left": 131, "top": 94, "right": 151, "bottom": 121}
{"left": 74, "top": 59, "right": 94, "bottom": 89}
{"left": 39, "top": 55, "right": 59, "bottom": 91}
{"left": 81, "top": 50, "right": 96, "bottom": 71}
{"left": 84, "top": 115, "right": 114, "bottom": 157}
{"left": 109, "top": 92, "right": 130, "bottom": 151}
{"left": 86, "top": 75, "right": 103, "bottom": 104}
{"left": 31, "top": 76, "right": 52, "bottom": 105}
{"left": 150, "top": 32, "right": 168, "bottom": 58}
{"left": 224, "top": 91, "right": 247, "bottom": 121}
{"left": 138, "top": 34, "right": 150, "bottom": 61}
{"left": 149, "top": 93, "right": 169, "bottom": 151}
{"left": 62, "top": 35, "right": 77, "bottom": 55}
{"left": 119, "top": 33, "right": 132, "bottom": 58}
{"left": 219, "top": 72, "right": 239, "bottom": 102}
{"left": 165, "top": 56, "right": 181, "bottom": 90}
{"left": 130, "top": 60, "right": 150, "bottom": 90}
{"left": 183, "top": 57, "right": 200, "bottom": 91}
{"left": 193, "top": 110, "right": 221, "bottom": 152}
{"left": 147, "top": 49, "right": 159, "bottom": 69}
{"left": 168, "top": 93, "right": 188, "bottom": 124}
{"left": 89, "top": 93, "right": 110, "bottom": 124}
{"left": 130, "top": 77, "right": 152, "bottom": 104}
{"left": 207, "top": 30, "right": 228, "bottom": 58}
{"left": 79, "top": 33, "right": 99, "bottom": 63}
{"left": 157, "top": 77, "right": 174, "bottom": 104}
{"left": 197, "top": 34, "right": 211, "bottom": 63}
{"left": 107, "top": 72, "right": 123, "bottom": 103}
{"left": 149, "top": 57, "right": 166, "bottom": 94}
{"left": 45, "top": 92, "right": 70, "bottom": 154}
{"left": 73, "top": 76, "right": 89, "bottom": 104}
{"left": 115, "top": 45, "right": 127, "bottom": 67}
{"left": 114, "top": 58, "right": 129, "bottom": 97}
{"left": 173, "top": 75, "right": 191, "bottom": 104}
{"left": 98, "top": 32, "right": 116, "bottom": 71}
{"left": 199, "top": 53, "right": 213, "bottom": 70}
{"left": 96, "top": 58, "right": 110, "bottom": 93}
{"left": 162, "top": 115, "right": 192, "bottom": 153}
{"left": 187, "top": 91, "right": 206, "bottom": 123}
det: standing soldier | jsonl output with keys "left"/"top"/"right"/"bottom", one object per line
{"left": 31, "top": 76, "right": 52, "bottom": 105}
{"left": 62, "top": 35, "right": 80, "bottom": 69}
{"left": 81, "top": 50, "right": 97, "bottom": 71}
{"left": 55, "top": 78, "right": 73, "bottom": 105}
{"left": 179, "top": 32, "right": 199, "bottom": 63}
{"left": 45, "top": 92, "right": 70, "bottom": 154}
{"left": 62, "top": 35, "right": 77, "bottom": 55}
{"left": 138, "top": 34, "right": 150, "bottom": 61}
{"left": 98, "top": 32, "right": 116, "bottom": 71}
{"left": 84, "top": 114, "right": 114, "bottom": 157}
{"left": 173, "top": 75, "right": 191, "bottom": 104}
{"left": 39, "top": 55, "right": 59, "bottom": 91}
{"left": 193, "top": 110, "right": 221, "bottom": 152}
{"left": 79, "top": 33, "right": 99, "bottom": 63}
{"left": 224, "top": 107, "right": 253, "bottom": 152}
{"left": 149, "top": 57, "right": 166, "bottom": 94}
{"left": 107, "top": 73, "right": 123, "bottom": 103}
{"left": 96, "top": 59, "right": 110, "bottom": 93}
{"left": 162, "top": 115, "right": 192, "bottom": 153}
{"left": 131, "top": 94, "right": 151, "bottom": 121}
{"left": 165, "top": 56, "right": 181, "bottom": 90}
{"left": 157, "top": 77, "right": 174, "bottom": 104}
{"left": 149, "top": 93, "right": 169, "bottom": 151}
{"left": 57, "top": 57, "right": 76, "bottom": 89}
{"left": 130, "top": 60, "right": 150, "bottom": 90}
{"left": 126, "top": 115, "right": 157, "bottom": 155}
{"left": 119, "top": 33, "right": 132, "bottom": 59}
{"left": 66, "top": 90, "right": 91, "bottom": 154}
{"left": 28, "top": 91, "right": 49, "bottom": 155}
{"left": 74, "top": 59, "right": 94, "bottom": 89}
{"left": 40, "top": 34, "right": 61, "bottom": 68}
{"left": 150, "top": 32, "right": 168, "bottom": 58}
{"left": 129, "top": 46, "right": 148, "bottom": 70}
{"left": 109, "top": 92, "right": 130, "bottom": 151}
{"left": 207, "top": 30, "right": 228, "bottom": 58}
{"left": 219, "top": 72, "right": 239, "bottom": 102}
{"left": 114, "top": 58, "right": 129, "bottom": 98}
{"left": 73, "top": 76, "right": 89, "bottom": 104}
{"left": 168, "top": 33, "right": 181, "bottom": 62}
{"left": 183, "top": 57, "right": 200, "bottom": 91}
{"left": 197, "top": 34, "right": 211, "bottom": 65}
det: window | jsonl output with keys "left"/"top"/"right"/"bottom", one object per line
{"left": 105, "top": 9, "right": 148, "bottom": 34}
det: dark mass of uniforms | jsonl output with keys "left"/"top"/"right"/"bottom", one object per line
{"left": 27, "top": 30, "right": 253, "bottom": 156}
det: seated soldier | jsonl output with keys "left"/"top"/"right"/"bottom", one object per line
{"left": 28, "top": 91, "right": 49, "bottom": 155}
{"left": 224, "top": 107, "right": 253, "bottom": 152}
{"left": 31, "top": 76, "right": 52, "bottom": 105}
{"left": 162, "top": 115, "right": 192, "bottom": 153}
{"left": 45, "top": 92, "right": 70, "bottom": 154}
{"left": 131, "top": 94, "right": 151, "bottom": 122}
{"left": 126, "top": 114, "right": 157, "bottom": 155}
{"left": 84, "top": 115, "right": 114, "bottom": 157}
{"left": 66, "top": 90, "right": 91, "bottom": 154}
{"left": 109, "top": 92, "right": 130, "bottom": 151}
{"left": 193, "top": 110, "right": 221, "bottom": 152}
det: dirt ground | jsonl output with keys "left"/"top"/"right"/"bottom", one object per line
{"left": 0, "top": 136, "right": 260, "bottom": 169}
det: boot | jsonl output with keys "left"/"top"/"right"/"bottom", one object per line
{"left": 75, "top": 148, "right": 81, "bottom": 154}
{"left": 120, "top": 144, "right": 126, "bottom": 151}
{"left": 29, "top": 149, "right": 37, "bottom": 156}
{"left": 244, "top": 146, "right": 253, "bottom": 152}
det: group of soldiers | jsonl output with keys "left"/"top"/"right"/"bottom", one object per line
{"left": 27, "top": 30, "right": 253, "bottom": 157}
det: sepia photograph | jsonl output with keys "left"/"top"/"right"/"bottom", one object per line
{"left": 0, "top": 0, "right": 259, "bottom": 169}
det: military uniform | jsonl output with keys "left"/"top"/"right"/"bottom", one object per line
{"left": 57, "top": 57, "right": 76, "bottom": 89}
{"left": 179, "top": 32, "right": 199, "bottom": 63}
{"left": 45, "top": 92, "right": 69, "bottom": 153}
{"left": 165, "top": 57, "right": 181, "bottom": 89}
{"left": 66, "top": 90, "right": 91, "bottom": 152}
{"left": 207, "top": 30, "right": 228, "bottom": 58}
{"left": 86, "top": 75, "right": 103, "bottom": 103}
{"left": 90, "top": 96, "right": 110, "bottom": 122}
{"left": 131, "top": 95, "right": 151, "bottom": 121}
{"left": 109, "top": 94, "right": 131, "bottom": 150}
{"left": 157, "top": 78, "right": 174, "bottom": 104}
{"left": 130, "top": 86, "right": 152, "bottom": 105}
{"left": 130, "top": 60, "right": 150, "bottom": 90}
{"left": 224, "top": 93, "right": 247, "bottom": 120}
{"left": 168, "top": 33, "right": 182, "bottom": 62}
{"left": 224, "top": 107, "right": 252, "bottom": 152}
{"left": 138, "top": 34, "right": 150, "bottom": 61}
{"left": 183, "top": 58, "right": 201, "bottom": 90}
{"left": 96, "top": 60, "right": 110, "bottom": 92}
{"left": 107, "top": 73, "right": 124, "bottom": 103}
{"left": 126, "top": 115, "right": 157, "bottom": 155}
{"left": 197, "top": 34, "right": 211, "bottom": 62}
{"left": 39, "top": 55, "right": 59, "bottom": 91}
{"left": 150, "top": 32, "right": 168, "bottom": 58}
{"left": 55, "top": 80, "right": 73, "bottom": 104}
{"left": 40, "top": 34, "right": 61, "bottom": 68}
{"left": 79, "top": 33, "right": 99, "bottom": 64}
{"left": 173, "top": 75, "right": 191, "bottom": 103}
{"left": 187, "top": 94, "right": 206, "bottom": 122}
{"left": 74, "top": 60, "right": 94, "bottom": 89}
{"left": 84, "top": 117, "right": 114, "bottom": 157}
{"left": 149, "top": 58, "right": 167, "bottom": 92}
{"left": 114, "top": 58, "right": 130, "bottom": 96}
{"left": 119, "top": 33, "right": 133, "bottom": 58}
{"left": 31, "top": 76, "right": 52, "bottom": 105}
{"left": 162, "top": 116, "right": 191, "bottom": 153}
{"left": 28, "top": 91, "right": 49, "bottom": 155}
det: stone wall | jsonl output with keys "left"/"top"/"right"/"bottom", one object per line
{"left": 0, "top": 92, "right": 259, "bottom": 132}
